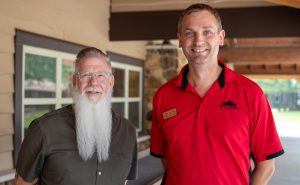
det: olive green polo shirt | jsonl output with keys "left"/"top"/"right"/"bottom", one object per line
{"left": 16, "top": 105, "right": 137, "bottom": 185}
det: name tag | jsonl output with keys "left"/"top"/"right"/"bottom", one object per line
{"left": 163, "top": 108, "right": 177, "bottom": 120}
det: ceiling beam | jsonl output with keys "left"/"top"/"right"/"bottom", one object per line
{"left": 245, "top": 74, "right": 300, "bottom": 79}
{"left": 234, "top": 63, "right": 300, "bottom": 74}
{"left": 266, "top": 0, "right": 300, "bottom": 9}
{"left": 224, "top": 37, "right": 300, "bottom": 48}
{"left": 219, "top": 47, "right": 300, "bottom": 63}
{"left": 111, "top": 0, "right": 275, "bottom": 12}
{"left": 109, "top": 6, "right": 300, "bottom": 41}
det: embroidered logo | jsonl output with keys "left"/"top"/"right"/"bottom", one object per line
{"left": 219, "top": 100, "right": 239, "bottom": 110}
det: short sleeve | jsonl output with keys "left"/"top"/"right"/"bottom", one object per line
{"left": 16, "top": 119, "right": 46, "bottom": 182}
{"left": 150, "top": 93, "right": 165, "bottom": 158}
{"left": 250, "top": 93, "right": 284, "bottom": 162}
{"left": 126, "top": 132, "right": 138, "bottom": 180}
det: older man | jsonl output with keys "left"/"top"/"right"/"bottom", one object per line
{"left": 14, "top": 47, "right": 137, "bottom": 185}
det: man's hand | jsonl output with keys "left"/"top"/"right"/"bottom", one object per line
{"left": 13, "top": 173, "right": 38, "bottom": 185}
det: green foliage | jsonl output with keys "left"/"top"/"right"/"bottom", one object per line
{"left": 62, "top": 60, "right": 74, "bottom": 87}
{"left": 24, "top": 110, "right": 49, "bottom": 128}
{"left": 254, "top": 79, "right": 299, "bottom": 94}
{"left": 25, "top": 53, "right": 56, "bottom": 81}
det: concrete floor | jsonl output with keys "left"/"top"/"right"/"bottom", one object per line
{"left": 270, "top": 110, "right": 300, "bottom": 184}
{"left": 269, "top": 137, "right": 300, "bottom": 185}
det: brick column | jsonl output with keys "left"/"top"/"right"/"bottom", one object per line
{"left": 143, "top": 40, "right": 178, "bottom": 134}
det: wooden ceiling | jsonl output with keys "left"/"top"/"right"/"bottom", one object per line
{"left": 109, "top": 5, "right": 300, "bottom": 41}
{"left": 111, "top": 0, "right": 300, "bottom": 12}
{"left": 109, "top": 0, "right": 300, "bottom": 76}
{"left": 220, "top": 37, "right": 300, "bottom": 75}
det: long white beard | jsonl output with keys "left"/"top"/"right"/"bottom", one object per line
{"left": 73, "top": 88, "right": 112, "bottom": 162}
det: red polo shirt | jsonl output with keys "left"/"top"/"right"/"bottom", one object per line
{"left": 150, "top": 62, "right": 284, "bottom": 185}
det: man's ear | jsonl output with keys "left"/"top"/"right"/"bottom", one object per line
{"left": 219, "top": 29, "right": 225, "bottom": 46}
{"left": 177, "top": 32, "right": 182, "bottom": 48}
{"left": 109, "top": 75, "right": 115, "bottom": 88}
{"left": 72, "top": 74, "right": 77, "bottom": 87}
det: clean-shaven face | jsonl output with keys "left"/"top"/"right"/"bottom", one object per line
{"left": 178, "top": 10, "right": 225, "bottom": 65}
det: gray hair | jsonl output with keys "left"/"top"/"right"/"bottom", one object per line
{"left": 75, "top": 47, "right": 111, "bottom": 72}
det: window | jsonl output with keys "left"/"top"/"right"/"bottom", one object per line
{"left": 14, "top": 30, "right": 84, "bottom": 163}
{"left": 108, "top": 52, "right": 144, "bottom": 132}
{"left": 21, "top": 49, "right": 144, "bottom": 133}
{"left": 111, "top": 62, "right": 143, "bottom": 131}
{"left": 22, "top": 46, "right": 76, "bottom": 138}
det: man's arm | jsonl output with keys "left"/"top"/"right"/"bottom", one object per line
{"left": 252, "top": 159, "right": 275, "bottom": 185}
{"left": 13, "top": 173, "right": 38, "bottom": 185}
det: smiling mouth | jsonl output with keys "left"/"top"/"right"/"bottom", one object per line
{"left": 192, "top": 48, "right": 208, "bottom": 53}
{"left": 86, "top": 91, "right": 101, "bottom": 94}
{"left": 84, "top": 87, "right": 103, "bottom": 95}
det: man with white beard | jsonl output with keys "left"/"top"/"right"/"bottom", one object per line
{"left": 14, "top": 47, "right": 137, "bottom": 185}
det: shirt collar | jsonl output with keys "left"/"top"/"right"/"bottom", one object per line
{"left": 176, "top": 61, "right": 226, "bottom": 90}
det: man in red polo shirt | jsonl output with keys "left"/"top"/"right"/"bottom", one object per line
{"left": 150, "top": 3, "right": 284, "bottom": 185}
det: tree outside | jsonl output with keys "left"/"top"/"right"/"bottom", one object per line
{"left": 254, "top": 79, "right": 300, "bottom": 137}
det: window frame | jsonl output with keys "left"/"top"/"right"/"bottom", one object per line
{"left": 14, "top": 30, "right": 85, "bottom": 164}
{"left": 22, "top": 45, "right": 76, "bottom": 138}
{"left": 108, "top": 52, "right": 144, "bottom": 132}
{"left": 111, "top": 62, "right": 143, "bottom": 131}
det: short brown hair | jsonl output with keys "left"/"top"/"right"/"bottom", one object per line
{"left": 178, "top": 4, "right": 223, "bottom": 33}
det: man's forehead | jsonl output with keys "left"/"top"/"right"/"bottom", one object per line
{"left": 79, "top": 57, "right": 109, "bottom": 67}
{"left": 184, "top": 10, "right": 216, "bottom": 22}
{"left": 182, "top": 11, "right": 218, "bottom": 29}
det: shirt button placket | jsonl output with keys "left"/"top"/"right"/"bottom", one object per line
{"left": 96, "top": 161, "right": 104, "bottom": 185}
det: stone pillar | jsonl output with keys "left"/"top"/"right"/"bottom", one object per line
{"left": 143, "top": 41, "right": 178, "bottom": 134}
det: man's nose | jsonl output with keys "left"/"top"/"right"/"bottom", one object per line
{"left": 89, "top": 74, "right": 98, "bottom": 85}
{"left": 194, "top": 33, "right": 203, "bottom": 44}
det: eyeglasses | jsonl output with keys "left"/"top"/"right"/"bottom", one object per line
{"left": 76, "top": 71, "right": 111, "bottom": 83}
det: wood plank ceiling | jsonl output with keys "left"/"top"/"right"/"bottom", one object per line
{"left": 220, "top": 37, "right": 300, "bottom": 75}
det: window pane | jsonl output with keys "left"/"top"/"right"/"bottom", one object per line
{"left": 113, "top": 68, "right": 125, "bottom": 97}
{"left": 24, "top": 104, "right": 55, "bottom": 136}
{"left": 112, "top": 102, "right": 125, "bottom": 116}
{"left": 129, "top": 102, "right": 140, "bottom": 129}
{"left": 62, "top": 59, "right": 75, "bottom": 98}
{"left": 129, "top": 70, "right": 140, "bottom": 97}
{"left": 25, "top": 53, "right": 56, "bottom": 98}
